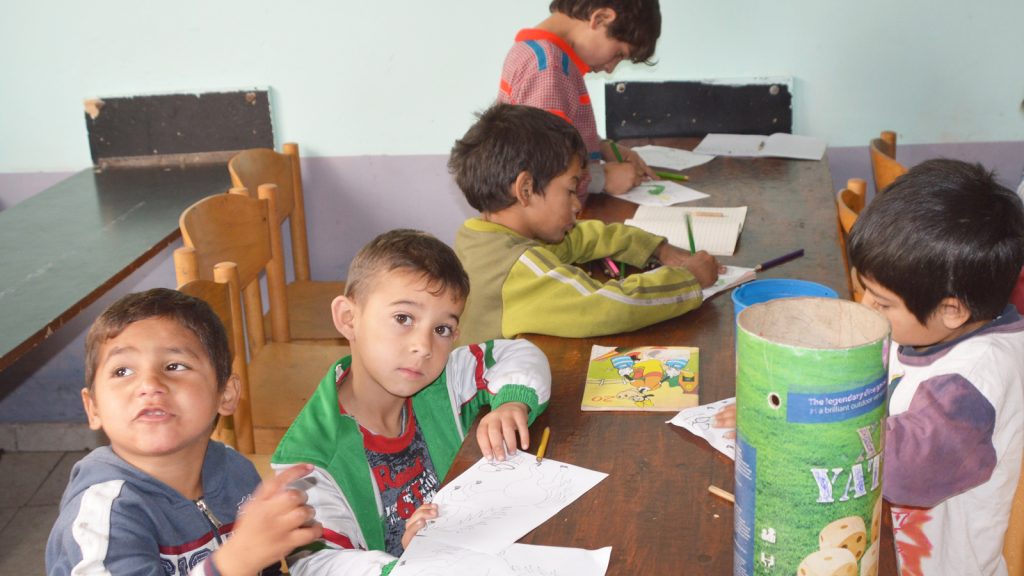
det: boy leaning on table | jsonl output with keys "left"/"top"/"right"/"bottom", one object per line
{"left": 448, "top": 103, "right": 721, "bottom": 345}
{"left": 46, "top": 288, "right": 320, "bottom": 576}
{"left": 271, "top": 229, "right": 552, "bottom": 576}
{"left": 716, "top": 159, "right": 1024, "bottom": 575}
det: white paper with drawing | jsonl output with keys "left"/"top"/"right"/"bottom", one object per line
{"left": 391, "top": 539, "right": 612, "bottom": 576}
{"left": 415, "top": 452, "right": 608, "bottom": 554}
{"left": 667, "top": 396, "right": 736, "bottom": 460}
{"left": 624, "top": 215, "right": 741, "bottom": 256}
{"left": 632, "top": 145, "right": 715, "bottom": 171}
{"left": 617, "top": 180, "right": 708, "bottom": 207}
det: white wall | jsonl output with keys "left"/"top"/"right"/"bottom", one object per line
{"left": 2, "top": 0, "right": 1022, "bottom": 172}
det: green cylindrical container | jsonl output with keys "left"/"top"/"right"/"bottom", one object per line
{"left": 734, "top": 298, "right": 889, "bottom": 576}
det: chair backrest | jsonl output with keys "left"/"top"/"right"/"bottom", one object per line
{"left": 173, "top": 256, "right": 255, "bottom": 454}
{"left": 836, "top": 178, "right": 867, "bottom": 301}
{"left": 1007, "top": 454, "right": 1024, "bottom": 576}
{"left": 178, "top": 186, "right": 291, "bottom": 348}
{"left": 869, "top": 130, "right": 908, "bottom": 194}
{"left": 228, "top": 143, "right": 312, "bottom": 282}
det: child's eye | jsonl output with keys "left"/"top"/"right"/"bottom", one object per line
{"left": 394, "top": 313, "right": 414, "bottom": 326}
{"left": 434, "top": 325, "right": 455, "bottom": 338}
{"left": 113, "top": 367, "right": 134, "bottom": 378}
{"left": 166, "top": 362, "right": 189, "bottom": 372}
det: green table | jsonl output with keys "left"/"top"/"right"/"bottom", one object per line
{"left": 0, "top": 163, "right": 230, "bottom": 371}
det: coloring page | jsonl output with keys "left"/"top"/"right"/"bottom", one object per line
{"left": 391, "top": 539, "right": 612, "bottom": 576}
{"left": 667, "top": 396, "right": 736, "bottom": 459}
{"left": 415, "top": 453, "right": 607, "bottom": 554}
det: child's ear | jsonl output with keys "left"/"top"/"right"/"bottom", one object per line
{"left": 511, "top": 171, "right": 536, "bottom": 206}
{"left": 589, "top": 7, "right": 617, "bottom": 29}
{"left": 81, "top": 388, "right": 103, "bottom": 431}
{"left": 332, "top": 295, "right": 358, "bottom": 340}
{"left": 937, "top": 297, "right": 972, "bottom": 330}
{"left": 218, "top": 374, "right": 241, "bottom": 416}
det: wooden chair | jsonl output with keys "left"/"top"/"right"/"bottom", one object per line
{"left": 177, "top": 187, "right": 349, "bottom": 453}
{"left": 1007, "top": 454, "right": 1024, "bottom": 576}
{"left": 835, "top": 178, "right": 867, "bottom": 301}
{"left": 869, "top": 131, "right": 908, "bottom": 194}
{"left": 229, "top": 143, "right": 346, "bottom": 342}
{"left": 175, "top": 271, "right": 255, "bottom": 455}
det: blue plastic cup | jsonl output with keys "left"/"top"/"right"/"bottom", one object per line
{"left": 731, "top": 279, "right": 839, "bottom": 320}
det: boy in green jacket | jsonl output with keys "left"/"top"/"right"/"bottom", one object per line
{"left": 272, "top": 229, "right": 551, "bottom": 576}
{"left": 449, "top": 103, "right": 721, "bottom": 345}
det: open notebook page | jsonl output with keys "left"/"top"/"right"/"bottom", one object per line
{"left": 624, "top": 217, "right": 741, "bottom": 256}
{"left": 633, "top": 205, "right": 748, "bottom": 232}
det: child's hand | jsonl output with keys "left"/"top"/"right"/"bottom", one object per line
{"left": 619, "top": 144, "right": 657, "bottom": 180}
{"left": 654, "top": 243, "right": 723, "bottom": 288}
{"left": 213, "top": 464, "right": 322, "bottom": 576}
{"left": 603, "top": 162, "right": 644, "bottom": 195}
{"left": 401, "top": 503, "right": 439, "bottom": 550}
{"left": 476, "top": 402, "right": 530, "bottom": 461}
{"left": 713, "top": 403, "right": 736, "bottom": 440}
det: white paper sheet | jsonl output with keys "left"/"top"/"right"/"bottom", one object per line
{"left": 667, "top": 396, "right": 736, "bottom": 459}
{"left": 617, "top": 180, "right": 709, "bottom": 206}
{"left": 392, "top": 539, "right": 612, "bottom": 576}
{"left": 415, "top": 453, "right": 608, "bottom": 554}
{"left": 701, "top": 266, "right": 756, "bottom": 300}
{"left": 632, "top": 205, "right": 748, "bottom": 232}
{"left": 693, "top": 133, "right": 826, "bottom": 160}
{"left": 632, "top": 145, "right": 715, "bottom": 171}
{"left": 623, "top": 216, "right": 741, "bottom": 256}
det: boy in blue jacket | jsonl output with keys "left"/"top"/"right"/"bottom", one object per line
{"left": 46, "top": 289, "right": 320, "bottom": 576}
{"left": 272, "top": 229, "right": 551, "bottom": 576}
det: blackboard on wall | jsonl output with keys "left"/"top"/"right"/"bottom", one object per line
{"left": 605, "top": 80, "right": 792, "bottom": 140}
{"left": 84, "top": 90, "right": 273, "bottom": 166}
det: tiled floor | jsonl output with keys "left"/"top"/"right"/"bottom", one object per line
{"left": 0, "top": 450, "right": 87, "bottom": 575}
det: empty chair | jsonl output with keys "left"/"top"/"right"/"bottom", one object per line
{"left": 177, "top": 187, "right": 348, "bottom": 453}
{"left": 869, "top": 130, "right": 908, "bottom": 194}
{"left": 229, "top": 143, "right": 346, "bottom": 342}
{"left": 836, "top": 178, "right": 867, "bottom": 301}
{"left": 175, "top": 270, "right": 254, "bottom": 454}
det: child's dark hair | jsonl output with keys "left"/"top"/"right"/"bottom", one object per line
{"left": 448, "top": 104, "right": 587, "bottom": 213}
{"left": 345, "top": 229, "right": 470, "bottom": 303}
{"left": 84, "top": 288, "right": 232, "bottom": 390}
{"left": 550, "top": 0, "right": 661, "bottom": 63}
{"left": 849, "top": 159, "right": 1024, "bottom": 324}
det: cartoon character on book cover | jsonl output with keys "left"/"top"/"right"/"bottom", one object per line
{"left": 582, "top": 346, "right": 699, "bottom": 411}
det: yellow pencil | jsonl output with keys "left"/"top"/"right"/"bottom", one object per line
{"left": 535, "top": 426, "right": 551, "bottom": 463}
{"left": 708, "top": 484, "right": 735, "bottom": 503}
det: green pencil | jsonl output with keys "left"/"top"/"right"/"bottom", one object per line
{"left": 654, "top": 170, "right": 689, "bottom": 182}
{"left": 609, "top": 140, "right": 624, "bottom": 163}
{"left": 685, "top": 213, "right": 696, "bottom": 255}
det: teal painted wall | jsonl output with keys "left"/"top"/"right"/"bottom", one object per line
{"left": 2, "top": 0, "right": 1022, "bottom": 172}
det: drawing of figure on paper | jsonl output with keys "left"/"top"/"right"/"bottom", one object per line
{"left": 411, "top": 453, "right": 608, "bottom": 555}
{"left": 424, "top": 457, "right": 577, "bottom": 536}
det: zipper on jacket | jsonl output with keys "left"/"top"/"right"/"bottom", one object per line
{"left": 194, "top": 498, "right": 224, "bottom": 545}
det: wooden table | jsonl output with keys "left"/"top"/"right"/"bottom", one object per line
{"left": 0, "top": 163, "right": 230, "bottom": 371}
{"left": 447, "top": 141, "right": 899, "bottom": 575}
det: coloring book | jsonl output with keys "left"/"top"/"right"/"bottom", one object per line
{"left": 581, "top": 345, "right": 700, "bottom": 412}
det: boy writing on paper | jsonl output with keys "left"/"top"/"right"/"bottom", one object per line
{"left": 498, "top": 0, "right": 661, "bottom": 202}
{"left": 449, "top": 103, "right": 721, "bottom": 345}
{"left": 46, "top": 289, "right": 320, "bottom": 576}
{"left": 271, "top": 229, "right": 551, "bottom": 576}
{"left": 716, "top": 159, "right": 1024, "bottom": 575}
